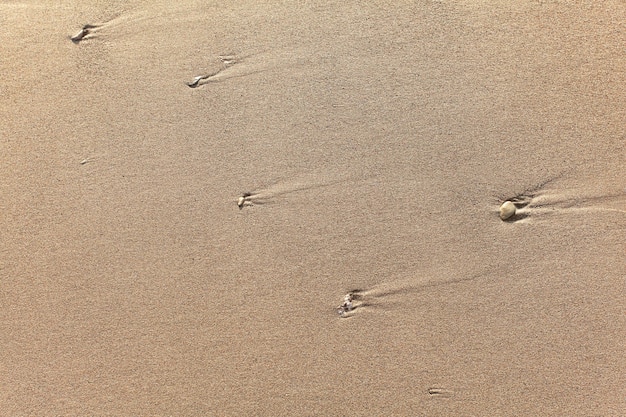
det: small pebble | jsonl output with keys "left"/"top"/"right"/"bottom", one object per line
{"left": 70, "top": 25, "right": 96, "bottom": 43}
{"left": 499, "top": 201, "right": 516, "bottom": 220}
{"left": 186, "top": 76, "right": 204, "bottom": 88}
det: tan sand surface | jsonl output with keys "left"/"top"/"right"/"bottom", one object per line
{"left": 1, "top": 1, "right": 624, "bottom": 415}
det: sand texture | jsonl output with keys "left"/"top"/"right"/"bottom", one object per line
{"left": 1, "top": 1, "right": 625, "bottom": 415}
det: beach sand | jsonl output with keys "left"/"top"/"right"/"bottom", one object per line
{"left": 1, "top": 1, "right": 624, "bottom": 415}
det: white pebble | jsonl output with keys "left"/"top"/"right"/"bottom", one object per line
{"left": 499, "top": 201, "right": 516, "bottom": 220}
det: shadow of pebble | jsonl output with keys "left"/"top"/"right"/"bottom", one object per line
{"left": 502, "top": 210, "right": 530, "bottom": 223}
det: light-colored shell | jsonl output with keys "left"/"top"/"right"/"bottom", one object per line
{"left": 499, "top": 201, "right": 517, "bottom": 220}
{"left": 237, "top": 196, "right": 246, "bottom": 208}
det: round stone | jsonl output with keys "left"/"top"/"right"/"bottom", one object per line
{"left": 499, "top": 201, "right": 517, "bottom": 220}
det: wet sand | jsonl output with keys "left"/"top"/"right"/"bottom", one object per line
{"left": 1, "top": 1, "right": 625, "bottom": 415}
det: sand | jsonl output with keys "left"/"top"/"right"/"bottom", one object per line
{"left": 1, "top": 1, "right": 625, "bottom": 415}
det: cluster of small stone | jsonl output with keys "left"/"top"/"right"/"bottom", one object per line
{"left": 336, "top": 293, "right": 354, "bottom": 316}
